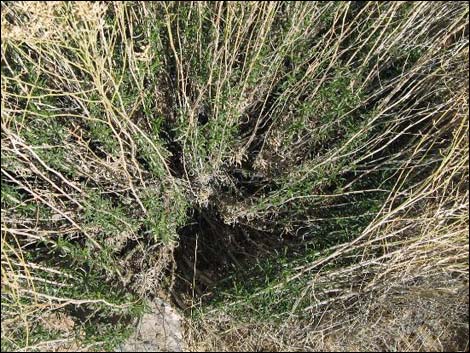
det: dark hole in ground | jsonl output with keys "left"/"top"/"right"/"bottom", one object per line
{"left": 228, "top": 168, "right": 274, "bottom": 198}
{"left": 197, "top": 110, "right": 209, "bottom": 126}
{"left": 171, "top": 205, "right": 296, "bottom": 311}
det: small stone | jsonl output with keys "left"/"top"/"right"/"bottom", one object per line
{"left": 116, "top": 298, "right": 185, "bottom": 352}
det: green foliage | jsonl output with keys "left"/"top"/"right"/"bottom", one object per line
{"left": 2, "top": 1, "right": 468, "bottom": 351}
{"left": 87, "top": 120, "right": 119, "bottom": 156}
{"left": 141, "top": 188, "right": 188, "bottom": 244}
{"left": 83, "top": 191, "right": 137, "bottom": 239}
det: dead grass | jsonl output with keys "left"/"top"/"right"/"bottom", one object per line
{"left": 1, "top": 1, "right": 468, "bottom": 352}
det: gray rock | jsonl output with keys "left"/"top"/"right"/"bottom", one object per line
{"left": 116, "top": 298, "right": 185, "bottom": 352}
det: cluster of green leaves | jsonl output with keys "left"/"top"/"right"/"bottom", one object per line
{"left": 2, "top": 257, "right": 144, "bottom": 352}
{"left": 83, "top": 191, "right": 138, "bottom": 239}
{"left": 2, "top": 189, "right": 145, "bottom": 351}
{"left": 141, "top": 187, "right": 188, "bottom": 245}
